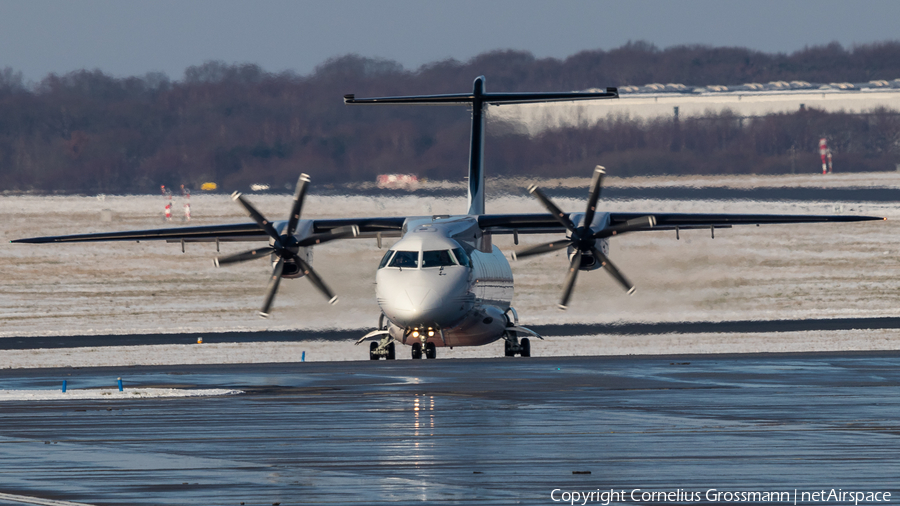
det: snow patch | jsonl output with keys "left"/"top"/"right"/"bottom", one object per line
{"left": 0, "top": 388, "right": 242, "bottom": 401}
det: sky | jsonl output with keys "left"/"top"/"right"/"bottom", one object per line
{"left": 1, "top": 0, "right": 899, "bottom": 82}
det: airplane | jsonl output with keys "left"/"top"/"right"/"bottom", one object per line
{"left": 13, "top": 76, "right": 884, "bottom": 360}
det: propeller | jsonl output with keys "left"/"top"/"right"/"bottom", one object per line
{"left": 513, "top": 166, "right": 655, "bottom": 310}
{"left": 214, "top": 174, "right": 358, "bottom": 318}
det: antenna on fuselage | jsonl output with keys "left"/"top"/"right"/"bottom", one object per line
{"left": 344, "top": 77, "right": 619, "bottom": 216}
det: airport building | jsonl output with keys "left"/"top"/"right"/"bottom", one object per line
{"left": 493, "top": 80, "right": 900, "bottom": 134}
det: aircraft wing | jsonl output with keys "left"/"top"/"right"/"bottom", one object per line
{"left": 12, "top": 211, "right": 883, "bottom": 244}
{"left": 11, "top": 217, "right": 407, "bottom": 244}
{"left": 478, "top": 212, "right": 884, "bottom": 235}
{"left": 608, "top": 212, "right": 885, "bottom": 230}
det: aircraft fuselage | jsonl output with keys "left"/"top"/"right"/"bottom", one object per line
{"left": 375, "top": 216, "right": 514, "bottom": 348}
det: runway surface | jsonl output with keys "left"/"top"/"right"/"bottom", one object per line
{"left": 0, "top": 352, "right": 899, "bottom": 505}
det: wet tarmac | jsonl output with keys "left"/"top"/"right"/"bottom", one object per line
{"left": 0, "top": 352, "right": 899, "bottom": 505}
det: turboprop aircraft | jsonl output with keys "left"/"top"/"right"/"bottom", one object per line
{"left": 13, "top": 76, "right": 884, "bottom": 360}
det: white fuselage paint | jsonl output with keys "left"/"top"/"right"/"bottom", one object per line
{"left": 375, "top": 216, "right": 513, "bottom": 348}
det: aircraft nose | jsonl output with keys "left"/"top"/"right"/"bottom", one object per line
{"left": 376, "top": 267, "right": 471, "bottom": 328}
{"left": 405, "top": 286, "right": 443, "bottom": 313}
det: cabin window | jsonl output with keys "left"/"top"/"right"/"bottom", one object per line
{"left": 451, "top": 247, "right": 471, "bottom": 267}
{"left": 378, "top": 250, "right": 395, "bottom": 269}
{"left": 388, "top": 250, "right": 419, "bottom": 268}
{"left": 422, "top": 250, "right": 456, "bottom": 268}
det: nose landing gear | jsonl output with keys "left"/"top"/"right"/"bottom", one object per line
{"left": 411, "top": 341, "right": 437, "bottom": 359}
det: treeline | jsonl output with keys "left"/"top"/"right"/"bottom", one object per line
{"left": 1, "top": 41, "right": 900, "bottom": 193}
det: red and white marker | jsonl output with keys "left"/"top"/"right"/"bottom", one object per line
{"left": 819, "top": 138, "right": 830, "bottom": 174}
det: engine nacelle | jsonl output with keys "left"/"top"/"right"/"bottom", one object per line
{"left": 565, "top": 211, "right": 612, "bottom": 271}
{"left": 567, "top": 237, "right": 609, "bottom": 271}
{"left": 276, "top": 247, "right": 313, "bottom": 278}
{"left": 272, "top": 219, "right": 315, "bottom": 278}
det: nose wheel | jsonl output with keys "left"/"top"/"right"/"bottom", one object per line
{"left": 411, "top": 342, "right": 437, "bottom": 359}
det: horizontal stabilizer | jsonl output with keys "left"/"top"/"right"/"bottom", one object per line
{"left": 344, "top": 89, "right": 618, "bottom": 107}
{"left": 346, "top": 76, "right": 618, "bottom": 217}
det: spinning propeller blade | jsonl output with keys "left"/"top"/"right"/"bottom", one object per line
{"left": 232, "top": 192, "right": 281, "bottom": 247}
{"left": 288, "top": 251, "right": 338, "bottom": 305}
{"left": 596, "top": 215, "right": 656, "bottom": 238}
{"left": 558, "top": 250, "right": 582, "bottom": 310}
{"left": 582, "top": 166, "right": 605, "bottom": 229}
{"left": 592, "top": 247, "right": 634, "bottom": 294}
{"left": 213, "top": 246, "right": 274, "bottom": 267}
{"left": 528, "top": 185, "right": 575, "bottom": 231}
{"left": 259, "top": 257, "right": 285, "bottom": 318}
{"left": 286, "top": 173, "right": 310, "bottom": 237}
{"left": 296, "top": 225, "right": 360, "bottom": 247}
{"left": 512, "top": 239, "right": 572, "bottom": 260}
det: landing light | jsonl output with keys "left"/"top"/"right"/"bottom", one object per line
{"left": 412, "top": 330, "right": 420, "bottom": 338}
{"left": 428, "top": 330, "right": 435, "bottom": 337}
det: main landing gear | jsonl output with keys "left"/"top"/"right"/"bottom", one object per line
{"left": 411, "top": 341, "right": 436, "bottom": 359}
{"left": 504, "top": 334, "right": 531, "bottom": 357}
{"left": 361, "top": 314, "right": 396, "bottom": 360}
{"left": 503, "top": 307, "right": 539, "bottom": 357}
{"left": 369, "top": 339, "right": 396, "bottom": 360}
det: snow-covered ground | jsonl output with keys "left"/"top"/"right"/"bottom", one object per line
{"left": 2, "top": 328, "right": 897, "bottom": 371}
{"left": 0, "top": 387, "right": 241, "bottom": 401}
{"left": 2, "top": 172, "right": 899, "bottom": 368}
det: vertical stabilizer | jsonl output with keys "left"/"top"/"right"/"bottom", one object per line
{"left": 467, "top": 76, "right": 486, "bottom": 215}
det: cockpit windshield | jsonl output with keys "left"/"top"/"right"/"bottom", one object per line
{"left": 422, "top": 250, "right": 456, "bottom": 268}
{"left": 452, "top": 247, "right": 470, "bottom": 268}
{"left": 378, "top": 250, "right": 394, "bottom": 269}
{"left": 379, "top": 246, "right": 472, "bottom": 270}
{"left": 388, "top": 250, "right": 419, "bottom": 268}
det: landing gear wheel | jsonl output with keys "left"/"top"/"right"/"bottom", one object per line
{"left": 520, "top": 338, "right": 531, "bottom": 357}
{"left": 411, "top": 342, "right": 423, "bottom": 359}
{"left": 504, "top": 339, "right": 514, "bottom": 357}
{"left": 387, "top": 342, "right": 396, "bottom": 360}
{"left": 424, "top": 342, "right": 436, "bottom": 359}
{"left": 369, "top": 341, "right": 379, "bottom": 360}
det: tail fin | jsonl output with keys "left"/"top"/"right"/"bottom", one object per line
{"left": 345, "top": 77, "right": 618, "bottom": 215}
